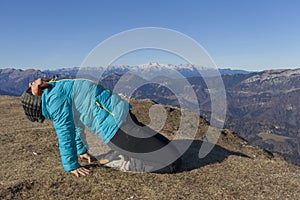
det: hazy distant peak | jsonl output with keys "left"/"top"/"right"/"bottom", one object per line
{"left": 243, "top": 68, "right": 300, "bottom": 84}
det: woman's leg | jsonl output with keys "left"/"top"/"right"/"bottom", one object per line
{"left": 107, "top": 111, "right": 181, "bottom": 172}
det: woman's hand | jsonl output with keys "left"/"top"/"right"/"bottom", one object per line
{"left": 79, "top": 152, "right": 92, "bottom": 163}
{"left": 70, "top": 167, "right": 90, "bottom": 177}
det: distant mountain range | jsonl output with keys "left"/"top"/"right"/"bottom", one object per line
{"left": 1, "top": 64, "right": 300, "bottom": 165}
{"left": 76, "top": 62, "right": 250, "bottom": 80}
{"left": 0, "top": 63, "right": 249, "bottom": 96}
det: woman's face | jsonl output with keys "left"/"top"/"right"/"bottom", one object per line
{"left": 29, "top": 78, "right": 43, "bottom": 96}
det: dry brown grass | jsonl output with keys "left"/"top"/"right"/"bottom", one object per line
{"left": 1, "top": 96, "right": 300, "bottom": 199}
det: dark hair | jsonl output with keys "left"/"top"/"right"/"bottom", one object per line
{"left": 21, "top": 88, "right": 45, "bottom": 123}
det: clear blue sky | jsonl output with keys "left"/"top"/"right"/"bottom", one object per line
{"left": 0, "top": 0, "right": 299, "bottom": 71}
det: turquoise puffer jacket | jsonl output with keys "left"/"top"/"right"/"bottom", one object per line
{"left": 42, "top": 79, "right": 130, "bottom": 172}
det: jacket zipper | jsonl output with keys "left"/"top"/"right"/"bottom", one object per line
{"left": 95, "top": 101, "right": 115, "bottom": 116}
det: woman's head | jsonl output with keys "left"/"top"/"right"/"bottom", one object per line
{"left": 21, "top": 87, "right": 45, "bottom": 123}
{"left": 29, "top": 78, "right": 46, "bottom": 96}
{"left": 20, "top": 77, "right": 52, "bottom": 123}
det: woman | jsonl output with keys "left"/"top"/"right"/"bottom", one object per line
{"left": 21, "top": 77, "right": 181, "bottom": 177}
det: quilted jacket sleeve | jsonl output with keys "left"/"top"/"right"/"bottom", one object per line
{"left": 74, "top": 120, "right": 88, "bottom": 156}
{"left": 52, "top": 100, "right": 81, "bottom": 172}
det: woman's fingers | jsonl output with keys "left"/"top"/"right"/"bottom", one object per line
{"left": 79, "top": 153, "right": 92, "bottom": 164}
{"left": 71, "top": 170, "right": 79, "bottom": 177}
{"left": 87, "top": 156, "right": 91, "bottom": 164}
{"left": 77, "top": 167, "right": 90, "bottom": 176}
{"left": 71, "top": 167, "right": 90, "bottom": 177}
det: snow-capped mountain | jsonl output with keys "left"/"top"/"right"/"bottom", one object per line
{"left": 79, "top": 62, "right": 248, "bottom": 80}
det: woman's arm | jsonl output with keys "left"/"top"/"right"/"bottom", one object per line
{"left": 74, "top": 120, "right": 88, "bottom": 156}
{"left": 75, "top": 122, "right": 92, "bottom": 163}
{"left": 52, "top": 101, "right": 89, "bottom": 176}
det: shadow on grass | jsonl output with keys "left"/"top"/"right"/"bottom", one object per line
{"left": 175, "top": 139, "right": 250, "bottom": 172}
